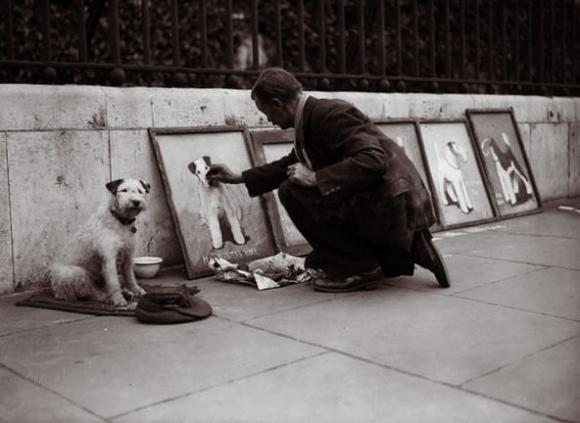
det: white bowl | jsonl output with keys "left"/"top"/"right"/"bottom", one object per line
{"left": 133, "top": 256, "right": 163, "bottom": 279}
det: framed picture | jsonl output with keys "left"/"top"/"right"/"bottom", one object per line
{"left": 247, "top": 129, "right": 311, "bottom": 256}
{"left": 467, "top": 108, "right": 541, "bottom": 218}
{"left": 374, "top": 119, "right": 441, "bottom": 227}
{"left": 418, "top": 120, "right": 496, "bottom": 229}
{"left": 149, "top": 126, "right": 277, "bottom": 279}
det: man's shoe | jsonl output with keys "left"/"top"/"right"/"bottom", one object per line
{"left": 413, "top": 231, "right": 450, "bottom": 288}
{"left": 313, "top": 267, "right": 383, "bottom": 293}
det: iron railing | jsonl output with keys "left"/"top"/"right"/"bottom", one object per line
{"left": 1, "top": 0, "right": 578, "bottom": 95}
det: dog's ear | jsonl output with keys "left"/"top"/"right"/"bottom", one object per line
{"left": 139, "top": 179, "right": 151, "bottom": 193}
{"left": 187, "top": 162, "right": 197, "bottom": 174}
{"left": 106, "top": 179, "right": 124, "bottom": 193}
{"left": 203, "top": 156, "right": 211, "bottom": 166}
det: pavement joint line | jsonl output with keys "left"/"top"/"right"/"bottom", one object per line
{"left": 378, "top": 280, "right": 580, "bottom": 323}
{"left": 0, "top": 362, "right": 109, "bottom": 423}
{"left": 449, "top": 293, "right": 580, "bottom": 323}
{"left": 0, "top": 315, "right": 100, "bottom": 339}
{"left": 452, "top": 251, "right": 580, "bottom": 270}
{"left": 237, "top": 320, "right": 572, "bottom": 423}
{"left": 107, "top": 350, "right": 329, "bottom": 421}
{"left": 448, "top": 265, "right": 551, "bottom": 296}
{"left": 459, "top": 334, "right": 579, "bottom": 387}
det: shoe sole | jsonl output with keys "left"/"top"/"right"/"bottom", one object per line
{"left": 428, "top": 242, "right": 450, "bottom": 288}
{"left": 313, "top": 280, "right": 379, "bottom": 293}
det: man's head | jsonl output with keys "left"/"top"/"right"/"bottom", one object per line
{"left": 251, "top": 67, "right": 303, "bottom": 129}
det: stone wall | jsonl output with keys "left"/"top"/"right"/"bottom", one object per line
{"left": 1, "top": 84, "right": 579, "bottom": 294}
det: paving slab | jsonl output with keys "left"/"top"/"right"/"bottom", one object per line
{"left": 142, "top": 268, "right": 352, "bottom": 322}
{"left": 388, "top": 254, "right": 544, "bottom": 295}
{"left": 0, "top": 315, "right": 322, "bottom": 419}
{"left": 492, "top": 208, "right": 580, "bottom": 239}
{"left": 435, "top": 230, "right": 580, "bottom": 269}
{"left": 464, "top": 336, "right": 580, "bottom": 423}
{"left": 247, "top": 286, "right": 579, "bottom": 385}
{"left": 457, "top": 267, "right": 580, "bottom": 321}
{"left": 0, "top": 367, "right": 104, "bottom": 423}
{"left": 114, "top": 352, "right": 554, "bottom": 423}
{"left": 0, "top": 293, "right": 93, "bottom": 337}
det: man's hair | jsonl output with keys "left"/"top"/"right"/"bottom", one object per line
{"left": 251, "top": 67, "right": 302, "bottom": 102}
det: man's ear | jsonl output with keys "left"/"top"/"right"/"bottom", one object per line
{"left": 139, "top": 179, "right": 151, "bottom": 193}
{"left": 106, "top": 179, "right": 124, "bottom": 193}
{"left": 271, "top": 97, "right": 284, "bottom": 110}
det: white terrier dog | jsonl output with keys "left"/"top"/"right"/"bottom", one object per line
{"left": 188, "top": 156, "right": 246, "bottom": 250}
{"left": 48, "top": 178, "right": 150, "bottom": 307}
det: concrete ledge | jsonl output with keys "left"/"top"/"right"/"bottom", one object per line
{"left": 0, "top": 83, "right": 578, "bottom": 294}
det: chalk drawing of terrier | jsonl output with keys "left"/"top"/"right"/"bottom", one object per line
{"left": 481, "top": 132, "right": 533, "bottom": 206}
{"left": 438, "top": 141, "right": 474, "bottom": 214}
{"left": 188, "top": 156, "right": 246, "bottom": 250}
{"left": 48, "top": 178, "right": 150, "bottom": 307}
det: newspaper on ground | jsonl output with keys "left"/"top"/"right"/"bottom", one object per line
{"left": 208, "top": 252, "right": 318, "bottom": 290}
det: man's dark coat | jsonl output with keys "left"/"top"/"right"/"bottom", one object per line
{"left": 242, "top": 97, "right": 436, "bottom": 256}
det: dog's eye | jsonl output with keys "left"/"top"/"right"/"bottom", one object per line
{"left": 119, "top": 188, "right": 128, "bottom": 192}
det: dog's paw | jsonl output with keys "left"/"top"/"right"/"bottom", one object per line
{"left": 110, "top": 292, "right": 128, "bottom": 307}
{"left": 132, "top": 285, "right": 147, "bottom": 296}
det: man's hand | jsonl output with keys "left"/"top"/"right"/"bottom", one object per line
{"left": 287, "top": 163, "right": 317, "bottom": 187}
{"left": 206, "top": 163, "right": 243, "bottom": 184}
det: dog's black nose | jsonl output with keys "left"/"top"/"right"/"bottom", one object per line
{"left": 132, "top": 200, "right": 141, "bottom": 207}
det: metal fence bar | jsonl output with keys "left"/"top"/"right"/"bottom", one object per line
{"left": 395, "top": 0, "right": 401, "bottom": 76}
{"left": 528, "top": 0, "right": 533, "bottom": 82}
{"left": 429, "top": 0, "right": 436, "bottom": 78}
{"left": 560, "top": 1, "right": 566, "bottom": 83}
{"left": 171, "top": 0, "right": 180, "bottom": 66}
{"left": 488, "top": 1, "right": 493, "bottom": 82}
{"left": 359, "top": 0, "right": 366, "bottom": 74}
{"left": 572, "top": 0, "right": 576, "bottom": 84}
{"left": 251, "top": 0, "right": 259, "bottom": 69}
{"left": 4, "top": 0, "right": 14, "bottom": 59}
{"left": 275, "top": 0, "right": 283, "bottom": 66}
{"left": 460, "top": 0, "right": 466, "bottom": 80}
{"left": 200, "top": 0, "right": 208, "bottom": 68}
{"left": 41, "top": 0, "right": 51, "bottom": 60}
{"left": 412, "top": 0, "right": 418, "bottom": 76}
{"left": 77, "top": 0, "right": 87, "bottom": 62}
{"left": 108, "top": 0, "right": 120, "bottom": 64}
{"left": 444, "top": 0, "right": 450, "bottom": 78}
{"left": 514, "top": 0, "right": 519, "bottom": 83}
{"left": 224, "top": 0, "right": 233, "bottom": 68}
{"left": 475, "top": 0, "right": 480, "bottom": 80}
{"left": 298, "top": 0, "right": 305, "bottom": 71}
{"left": 501, "top": 0, "right": 507, "bottom": 81}
{"left": 319, "top": 0, "right": 327, "bottom": 72}
{"left": 338, "top": 0, "right": 346, "bottom": 73}
{"left": 549, "top": 0, "right": 555, "bottom": 84}
{"left": 142, "top": 0, "right": 151, "bottom": 65}
{"left": 377, "top": 0, "right": 386, "bottom": 77}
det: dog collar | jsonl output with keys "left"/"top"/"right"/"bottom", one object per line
{"left": 110, "top": 209, "right": 137, "bottom": 233}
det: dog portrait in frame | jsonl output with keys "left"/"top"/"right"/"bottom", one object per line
{"left": 419, "top": 120, "right": 495, "bottom": 229}
{"left": 467, "top": 108, "right": 541, "bottom": 218}
{"left": 150, "top": 126, "right": 276, "bottom": 279}
{"left": 247, "top": 129, "right": 311, "bottom": 256}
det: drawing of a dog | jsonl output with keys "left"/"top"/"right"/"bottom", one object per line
{"left": 47, "top": 178, "right": 150, "bottom": 307}
{"left": 481, "top": 133, "right": 533, "bottom": 205}
{"left": 188, "top": 156, "right": 246, "bottom": 250}
{"left": 438, "top": 141, "right": 474, "bottom": 214}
